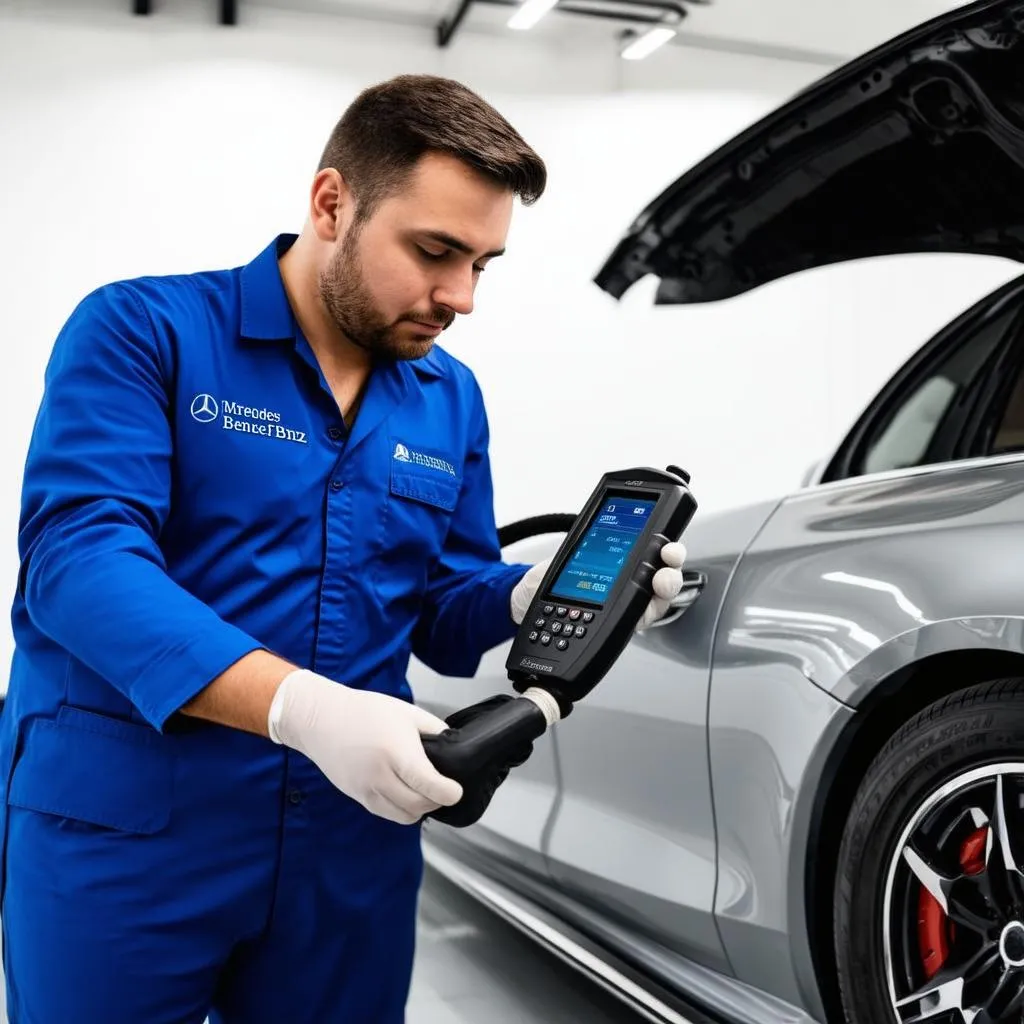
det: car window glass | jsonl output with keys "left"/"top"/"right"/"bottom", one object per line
{"left": 990, "top": 365, "right": 1024, "bottom": 454}
{"left": 862, "top": 377, "right": 956, "bottom": 475}
{"left": 852, "top": 306, "right": 1017, "bottom": 478}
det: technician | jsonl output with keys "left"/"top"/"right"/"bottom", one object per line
{"left": 0, "top": 74, "right": 687, "bottom": 1023}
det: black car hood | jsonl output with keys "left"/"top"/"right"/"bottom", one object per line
{"left": 596, "top": 0, "right": 1024, "bottom": 304}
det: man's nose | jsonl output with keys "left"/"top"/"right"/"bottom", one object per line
{"left": 433, "top": 267, "right": 475, "bottom": 317}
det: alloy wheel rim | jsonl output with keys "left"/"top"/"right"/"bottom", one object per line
{"left": 883, "top": 763, "right": 1024, "bottom": 1023}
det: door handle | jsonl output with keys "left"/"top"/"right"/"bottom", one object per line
{"left": 651, "top": 569, "right": 706, "bottom": 628}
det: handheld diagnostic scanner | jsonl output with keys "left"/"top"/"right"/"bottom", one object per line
{"left": 422, "top": 466, "right": 697, "bottom": 828}
{"left": 505, "top": 466, "right": 697, "bottom": 713}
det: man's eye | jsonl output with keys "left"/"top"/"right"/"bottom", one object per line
{"left": 418, "top": 246, "right": 486, "bottom": 273}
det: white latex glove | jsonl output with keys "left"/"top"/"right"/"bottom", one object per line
{"left": 510, "top": 541, "right": 688, "bottom": 632}
{"left": 267, "top": 669, "right": 463, "bottom": 825}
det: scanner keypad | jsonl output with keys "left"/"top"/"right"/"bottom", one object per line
{"left": 528, "top": 604, "right": 597, "bottom": 649}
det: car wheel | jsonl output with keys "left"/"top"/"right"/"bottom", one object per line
{"left": 835, "top": 678, "right": 1024, "bottom": 1024}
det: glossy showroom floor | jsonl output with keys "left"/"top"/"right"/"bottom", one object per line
{"left": 409, "top": 866, "right": 644, "bottom": 1023}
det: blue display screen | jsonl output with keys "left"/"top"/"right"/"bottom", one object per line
{"left": 548, "top": 496, "right": 656, "bottom": 606}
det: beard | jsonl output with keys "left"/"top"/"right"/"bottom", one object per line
{"left": 319, "top": 230, "right": 454, "bottom": 362}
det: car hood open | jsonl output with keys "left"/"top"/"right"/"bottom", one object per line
{"left": 596, "top": 0, "right": 1024, "bottom": 304}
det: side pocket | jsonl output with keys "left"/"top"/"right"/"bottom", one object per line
{"left": 8, "top": 706, "right": 172, "bottom": 834}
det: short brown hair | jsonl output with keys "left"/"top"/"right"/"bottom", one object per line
{"left": 318, "top": 74, "right": 547, "bottom": 221}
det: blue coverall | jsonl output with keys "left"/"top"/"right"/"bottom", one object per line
{"left": 0, "top": 234, "right": 527, "bottom": 1023}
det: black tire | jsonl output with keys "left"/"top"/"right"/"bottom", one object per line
{"left": 834, "top": 677, "right": 1024, "bottom": 1023}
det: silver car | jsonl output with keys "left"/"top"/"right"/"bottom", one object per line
{"left": 410, "top": 2, "right": 1024, "bottom": 1022}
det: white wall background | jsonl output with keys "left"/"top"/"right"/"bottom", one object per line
{"left": 0, "top": 0, "right": 1020, "bottom": 675}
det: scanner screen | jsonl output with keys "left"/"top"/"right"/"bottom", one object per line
{"left": 548, "top": 496, "right": 656, "bottom": 606}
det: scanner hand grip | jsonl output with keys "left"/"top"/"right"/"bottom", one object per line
{"left": 421, "top": 695, "right": 547, "bottom": 828}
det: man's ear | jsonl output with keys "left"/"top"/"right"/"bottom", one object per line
{"left": 310, "top": 168, "right": 353, "bottom": 242}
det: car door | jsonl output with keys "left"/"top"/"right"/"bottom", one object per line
{"left": 410, "top": 520, "right": 571, "bottom": 880}
{"left": 705, "top": 276, "right": 1024, "bottom": 995}
{"left": 540, "top": 491, "right": 781, "bottom": 975}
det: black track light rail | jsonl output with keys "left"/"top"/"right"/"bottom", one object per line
{"left": 132, "top": 1, "right": 237, "bottom": 26}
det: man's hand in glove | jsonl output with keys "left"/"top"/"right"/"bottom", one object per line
{"left": 510, "top": 541, "right": 688, "bottom": 630}
{"left": 268, "top": 669, "right": 463, "bottom": 825}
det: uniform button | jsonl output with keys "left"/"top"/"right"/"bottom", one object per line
{"left": 330, "top": 479, "right": 344, "bottom": 492}
{"left": 327, "top": 426, "right": 343, "bottom": 441}
{"left": 288, "top": 789, "right": 303, "bottom": 805}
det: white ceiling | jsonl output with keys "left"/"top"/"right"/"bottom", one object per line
{"left": 684, "top": 0, "right": 975, "bottom": 61}
{"left": 258, "top": 0, "right": 978, "bottom": 65}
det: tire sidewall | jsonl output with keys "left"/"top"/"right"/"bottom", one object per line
{"left": 834, "top": 695, "right": 1019, "bottom": 1023}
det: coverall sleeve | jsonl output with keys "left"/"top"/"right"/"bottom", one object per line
{"left": 17, "top": 283, "right": 263, "bottom": 731}
{"left": 411, "top": 382, "right": 528, "bottom": 678}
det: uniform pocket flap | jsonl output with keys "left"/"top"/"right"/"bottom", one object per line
{"left": 390, "top": 470, "right": 460, "bottom": 512}
{"left": 8, "top": 706, "right": 172, "bottom": 834}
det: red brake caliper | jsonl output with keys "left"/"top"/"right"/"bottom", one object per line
{"left": 918, "top": 827, "right": 988, "bottom": 980}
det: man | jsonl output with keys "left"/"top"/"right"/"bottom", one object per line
{"left": 0, "top": 74, "right": 686, "bottom": 1022}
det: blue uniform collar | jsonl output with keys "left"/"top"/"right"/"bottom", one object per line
{"left": 240, "top": 235, "right": 297, "bottom": 343}
{"left": 239, "top": 234, "right": 448, "bottom": 380}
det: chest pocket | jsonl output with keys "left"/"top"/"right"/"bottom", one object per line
{"left": 373, "top": 439, "right": 462, "bottom": 596}
{"left": 389, "top": 465, "right": 459, "bottom": 513}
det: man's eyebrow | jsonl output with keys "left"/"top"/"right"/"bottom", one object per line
{"left": 421, "top": 230, "right": 505, "bottom": 259}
